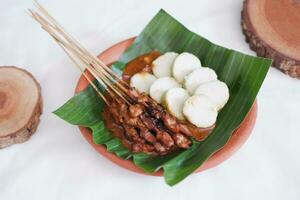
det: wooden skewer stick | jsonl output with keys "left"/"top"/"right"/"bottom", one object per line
{"left": 46, "top": 26, "right": 127, "bottom": 104}
{"left": 32, "top": 0, "right": 131, "bottom": 88}
{"left": 54, "top": 35, "right": 124, "bottom": 104}
{"left": 52, "top": 29, "right": 127, "bottom": 104}
{"left": 55, "top": 41, "right": 109, "bottom": 105}
{"left": 34, "top": 5, "right": 131, "bottom": 95}
{"left": 28, "top": 9, "right": 111, "bottom": 100}
{"left": 28, "top": 6, "right": 132, "bottom": 105}
{"left": 32, "top": 0, "right": 130, "bottom": 86}
{"left": 29, "top": 3, "right": 132, "bottom": 100}
{"left": 29, "top": 6, "right": 132, "bottom": 103}
{"left": 34, "top": 0, "right": 132, "bottom": 101}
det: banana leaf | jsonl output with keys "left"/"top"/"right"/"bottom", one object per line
{"left": 54, "top": 9, "right": 271, "bottom": 186}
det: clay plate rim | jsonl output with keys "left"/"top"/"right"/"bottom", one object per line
{"left": 75, "top": 37, "right": 258, "bottom": 176}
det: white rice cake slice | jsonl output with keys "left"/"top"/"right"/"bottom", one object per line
{"left": 172, "top": 52, "right": 202, "bottom": 83}
{"left": 183, "top": 68, "right": 217, "bottom": 94}
{"left": 194, "top": 80, "right": 229, "bottom": 110}
{"left": 149, "top": 77, "right": 180, "bottom": 103}
{"left": 152, "top": 52, "right": 178, "bottom": 77}
{"left": 164, "top": 87, "right": 190, "bottom": 120}
{"left": 130, "top": 72, "right": 157, "bottom": 94}
{"left": 183, "top": 94, "right": 218, "bottom": 128}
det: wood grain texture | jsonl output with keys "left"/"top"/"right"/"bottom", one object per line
{"left": 0, "top": 66, "right": 42, "bottom": 148}
{"left": 242, "top": 0, "right": 300, "bottom": 78}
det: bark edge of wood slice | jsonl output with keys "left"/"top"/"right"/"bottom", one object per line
{"left": 0, "top": 66, "right": 42, "bottom": 149}
{"left": 241, "top": 0, "right": 300, "bottom": 79}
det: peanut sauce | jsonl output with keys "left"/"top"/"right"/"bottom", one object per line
{"left": 122, "top": 51, "right": 161, "bottom": 83}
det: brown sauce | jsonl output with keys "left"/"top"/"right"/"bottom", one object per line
{"left": 122, "top": 51, "right": 161, "bottom": 83}
{"left": 102, "top": 51, "right": 214, "bottom": 153}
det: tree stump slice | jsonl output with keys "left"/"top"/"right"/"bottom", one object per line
{"left": 242, "top": 0, "right": 300, "bottom": 78}
{"left": 0, "top": 66, "right": 42, "bottom": 149}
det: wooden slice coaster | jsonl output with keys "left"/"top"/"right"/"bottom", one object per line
{"left": 242, "top": 0, "right": 300, "bottom": 78}
{"left": 0, "top": 66, "right": 42, "bottom": 148}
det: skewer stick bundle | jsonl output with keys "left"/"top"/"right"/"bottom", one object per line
{"left": 28, "top": 0, "right": 133, "bottom": 105}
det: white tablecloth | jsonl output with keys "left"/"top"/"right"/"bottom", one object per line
{"left": 1, "top": 0, "right": 300, "bottom": 199}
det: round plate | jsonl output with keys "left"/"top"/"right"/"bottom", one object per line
{"left": 75, "top": 37, "right": 258, "bottom": 176}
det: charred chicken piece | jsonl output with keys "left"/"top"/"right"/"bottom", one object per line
{"left": 153, "top": 142, "right": 168, "bottom": 155}
{"left": 129, "top": 104, "right": 144, "bottom": 117}
{"left": 172, "top": 133, "right": 191, "bottom": 148}
{"left": 156, "top": 131, "right": 174, "bottom": 149}
{"left": 140, "top": 129, "right": 157, "bottom": 144}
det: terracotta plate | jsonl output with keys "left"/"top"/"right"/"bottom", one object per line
{"left": 75, "top": 38, "right": 258, "bottom": 176}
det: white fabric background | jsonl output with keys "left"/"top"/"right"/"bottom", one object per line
{"left": 0, "top": 0, "right": 299, "bottom": 199}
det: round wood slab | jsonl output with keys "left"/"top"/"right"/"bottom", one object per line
{"left": 242, "top": 0, "right": 300, "bottom": 78}
{"left": 0, "top": 66, "right": 42, "bottom": 148}
{"left": 75, "top": 38, "right": 258, "bottom": 176}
